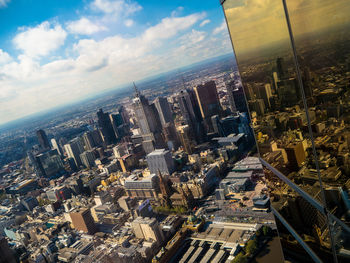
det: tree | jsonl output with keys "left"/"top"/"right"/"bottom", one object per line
{"left": 232, "top": 252, "right": 248, "bottom": 263}
{"left": 262, "top": 225, "right": 271, "bottom": 236}
{"left": 245, "top": 239, "right": 258, "bottom": 255}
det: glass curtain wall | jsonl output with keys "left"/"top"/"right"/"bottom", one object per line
{"left": 222, "top": 0, "right": 350, "bottom": 262}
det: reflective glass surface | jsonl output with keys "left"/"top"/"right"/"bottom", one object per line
{"left": 222, "top": 0, "right": 350, "bottom": 261}
{"left": 222, "top": 0, "right": 324, "bottom": 204}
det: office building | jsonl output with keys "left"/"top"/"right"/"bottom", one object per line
{"left": 80, "top": 150, "right": 96, "bottom": 169}
{"left": 36, "top": 129, "right": 50, "bottom": 150}
{"left": 132, "top": 84, "right": 165, "bottom": 149}
{"left": 131, "top": 217, "right": 164, "bottom": 244}
{"left": 226, "top": 80, "right": 248, "bottom": 113}
{"left": 110, "top": 113, "right": 124, "bottom": 140}
{"left": 35, "top": 149, "right": 65, "bottom": 178}
{"left": 82, "top": 130, "right": 102, "bottom": 151}
{"left": 153, "top": 97, "right": 173, "bottom": 127}
{"left": 51, "top": 138, "right": 62, "bottom": 156}
{"left": 69, "top": 208, "right": 97, "bottom": 234}
{"left": 193, "top": 80, "right": 221, "bottom": 120}
{"left": 97, "top": 108, "right": 117, "bottom": 145}
{"left": 64, "top": 138, "right": 84, "bottom": 168}
{"left": 146, "top": 149, "right": 175, "bottom": 175}
{"left": 177, "top": 89, "right": 205, "bottom": 143}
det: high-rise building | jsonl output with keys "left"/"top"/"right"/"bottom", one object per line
{"left": 177, "top": 89, "right": 205, "bottom": 143}
{"left": 83, "top": 130, "right": 103, "bottom": 151}
{"left": 50, "top": 138, "right": 62, "bottom": 156}
{"left": 35, "top": 149, "right": 65, "bottom": 178}
{"left": 131, "top": 217, "right": 164, "bottom": 244}
{"left": 146, "top": 149, "right": 175, "bottom": 175}
{"left": 153, "top": 97, "right": 173, "bottom": 127}
{"left": 64, "top": 138, "right": 84, "bottom": 168}
{"left": 69, "top": 208, "right": 97, "bottom": 234}
{"left": 176, "top": 125, "right": 195, "bottom": 154}
{"left": 226, "top": 80, "right": 248, "bottom": 113}
{"left": 36, "top": 129, "right": 50, "bottom": 150}
{"left": 193, "top": 80, "right": 221, "bottom": 120}
{"left": 132, "top": 84, "right": 165, "bottom": 149}
{"left": 97, "top": 108, "right": 117, "bottom": 146}
{"left": 110, "top": 113, "right": 124, "bottom": 140}
{"left": 177, "top": 89, "right": 198, "bottom": 127}
{"left": 80, "top": 150, "right": 96, "bottom": 169}
{"left": 259, "top": 83, "right": 273, "bottom": 108}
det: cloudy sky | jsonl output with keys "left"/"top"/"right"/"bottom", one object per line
{"left": 0, "top": 0, "right": 232, "bottom": 125}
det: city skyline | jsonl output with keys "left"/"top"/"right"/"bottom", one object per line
{"left": 0, "top": 0, "right": 231, "bottom": 125}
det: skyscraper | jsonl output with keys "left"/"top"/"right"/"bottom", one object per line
{"left": 51, "top": 138, "right": 62, "bottom": 156}
{"left": 64, "top": 138, "right": 84, "bottom": 168}
{"left": 226, "top": 80, "right": 248, "bottom": 113}
{"left": 35, "top": 149, "right": 65, "bottom": 178}
{"left": 193, "top": 80, "right": 221, "bottom": 120}
{"left": 80, "top": 150, "right": 96, "bottom": 169}
{"left": 132, "top": 83, "right": 165, "bottom": 150}
{"left": 97, "top": 108, "right": 117, "bottom": 146}
{"left": 153, "top": 97, "right": 173, "bottom": 127}
{"left": 177, "top": 89, "right": 205, "bottom": 143}
{"left": 36, "top": 129, "right": 50, "bottom": 150}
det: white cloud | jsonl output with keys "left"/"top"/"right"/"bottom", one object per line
{"left": 67, "top": 17, "right": 107, "bottom": 35}
{"left": 124, "top": 19, "right": 134, "bottom": 27}
{"left": 213, "top": 20, "right": 227, "bottom": 35}
{"left": 200, "top": 19, "right": 210, "bottom": 27}
{"left": 0, "top": 0, "right": 10, "bottom": 8}
{"left": 13, "top": 21, "right": 67, "bottom": 58}
{"left": 0, "top": 11, "right": 231, "bottom": 125}
{"left": 0, "top": 49, "right": 12, "bottom": 65}
{"left": 180, "top": 29, "right": 207, "bottom": 45}
{"left": 142, "top": 12, "right": 206, "bottom": 42}
{"left": 91, "top": 0, "right": 142, "bottom": 15}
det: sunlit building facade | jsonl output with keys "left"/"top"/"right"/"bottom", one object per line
{"left": 222, "top": 0, "right": 350, "bottom": 262}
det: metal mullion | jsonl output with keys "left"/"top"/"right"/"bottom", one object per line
{"left": 281, "top": 1, "right": 338, "bottom": 261}
{"left": 260, "top": 158, "right": 325, "bottom": 212}
{"left": 272, "top": 207, "right": 322, "bottom": 263}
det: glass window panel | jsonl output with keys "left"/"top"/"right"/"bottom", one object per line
{"left": 222, "top": 0, "right": 326, "bottom": 209}
{"left": 265, "top": 167, "right": 334, "bottom": 260}
{"left": 328, "top": 215, "right": 350, "bottom": 262}
{"left": 286, "top": 0, "right": 350, "bottom": 225}
{"left": 274, "top": 216, "right": 315, "bottom": 263}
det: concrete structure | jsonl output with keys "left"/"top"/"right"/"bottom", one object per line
{"left": 146, "top": 149, "right": 175, "bottom": 175}
{"left": 69, "top": 209, "right": 97, "bottom": 234}
{"left": 131, "top": 217, "right": 164, "bottom": 244}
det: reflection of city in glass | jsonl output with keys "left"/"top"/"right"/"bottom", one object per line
{"left": 223, "top": 0, "right": 350, "bottom": 261}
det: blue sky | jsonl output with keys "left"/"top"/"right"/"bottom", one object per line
{"left": 0, "top": 0, "right": 231, "bottom": 125}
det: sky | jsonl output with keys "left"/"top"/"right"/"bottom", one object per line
{"left": 0, "top": 0, "right": 232, "bottom": 125}
{"left": 223, "top": 0, "right": 350, "bottom": 55}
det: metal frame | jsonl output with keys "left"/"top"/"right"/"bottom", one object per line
{"left": 272, "top": 207, "right": 323, "bottom": 263}
{"left": 281, "top": 1, "right": 338, "bottom": 261}
{"left": 220, "top": 0, "right": 350, "bottom": 262}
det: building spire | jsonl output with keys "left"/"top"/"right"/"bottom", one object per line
{"left": 133, "top": 81, "right": 140, "bottom": 97}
